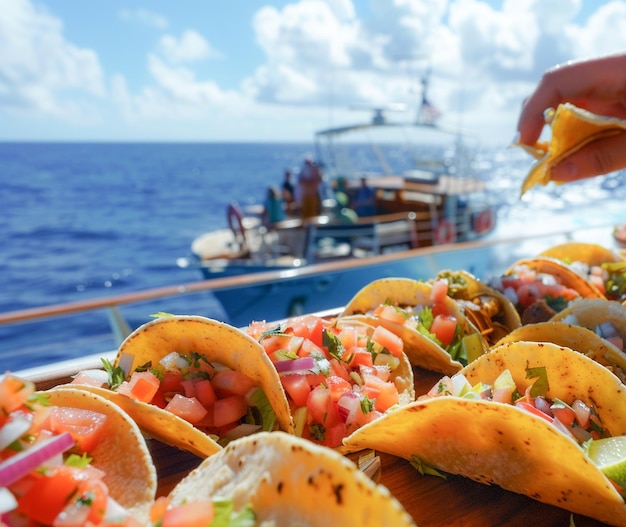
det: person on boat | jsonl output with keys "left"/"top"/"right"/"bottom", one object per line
{"left": 281, "top": 169, "right": 296, "bottom": 214}
{"left": 263, "top": 185, "right": 286, "bottom": 225}
{"left": 516, "top": 52, "right": 626, "bottom": 182}
{"left": 353, "top": 177, "right": 377, "bottom": 217}
{"left": 332, "top": 191, "right": 358, "bottom": 224}
{"left": 296, "top": 157, "right": 322, "bottom": 219}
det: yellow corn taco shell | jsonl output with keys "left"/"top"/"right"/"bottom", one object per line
{"left": 495, "top": 320, "right": 626, "bottom": 383}
{"left": 340, "top": 278, "right": 488, "bottom": 375}
{"left": 343, "top": 342, "right": 626, "bottom": 526}
{"left": 519, "top": 103, "right": 626, "bottom": 196}
{"left": 432, "top": 269, "right": 521, "bottom": 346}
{"left": 75, "top": 315, "right": 294, "bottom": 458}
{"left": 167, "top": 431, "right": 417, "bottom": 527}
{"left": 539, "top": 241, "right": 623, "bottom": 266}
{"left": 47, "top": 387, "right": 157, "bottom": 523}
{"left": 552, "top": 297, "right": 626, "bottom": 345}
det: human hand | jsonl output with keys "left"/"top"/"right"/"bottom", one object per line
{"left": 517, "top": 53, "right": 626, "bottom": 182}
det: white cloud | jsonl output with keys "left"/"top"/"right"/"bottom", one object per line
{"left": 0, "top": 0, "right": 105, "bottom": 118}
{"left": 158, "top": 30, "right": 221, "bottom": 64}
{"left": 118, "top": 8, "right": 169, "bottom": 29}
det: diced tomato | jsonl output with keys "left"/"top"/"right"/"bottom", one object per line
{"left": 551, "top": 404, "right": 576, "bottom": 427}
{"left": 326, "top": 375, "right": 352, "bottom": 402}
{"left": 212, "top": 395, "right": 248, "bottom": 428}
{"left": 291, "top": 315, "right": 326, "bottom": 347}
{"left": 161, "top": 500, "right": 215, "bottom": 527}
{"left": 347, "top": 350, "right": 374, "bottom": 369}
{"left": 306, "top": 385, "right": 330, "bottom": 424}
{"left": 193, "top": 379, "right": 217, "bottom": 409}
{"left": 160, "top": 371, "right": 184, "bottom": 394}
{"left": 165, "top": 394, "right": 208, "bottom": 424}
{"left": 117, "top": 371, "right": 160, "bottom": 403}
{"left": 430, "top": 314, "right": 458, "bottom": 346}
{"left": 17, "top": 465, "right": 106, "bottom": 525}
{"left": 211, "top": 370, "right": 256, "bottom": 397}
{"left": 338, "top": 325, "right": 358, "bottom": 349}
{"left": 305, "top": 372, "right": 326, "bottom": 387}
{"left": 371, "top": 325, "right": 404, "bottom": 357}
{"left": 0, "top": 374, "right": 34, "bottom": 416}
{"left": 430, "top": 279, "right": 449, "bottom": 304}
{"left": 150, "top": 390, "right": 167, "bottom": 409}
{"left": 45, "top": 406, "right": 107, "bottom": 453}
{"left": 281, "top": 374, "right": 311, "bottom": 408}
{"left": 426, "top": 376, "right": 453, "bottom": 397}
{"left": 298, "top": 338, "right": 325, "bottom": 358}
{"left": 514, "top": 400, "right": 553, "bottom": 423}
{"left": 259, "top": 334, "right": 293, "bottom": 355}
{"left": 322, "top": 422, "right": 348, "bottom": 448}
{"left": 329, "top": 358, "right": 352, "bottom": 382}
{"left": 373, "top": 304, "right": 406, "bottom": 325}
{"left": 362, "top": 373, "right": 398, "bottom": 412}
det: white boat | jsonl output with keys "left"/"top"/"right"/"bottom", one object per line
{"left": 187, "top": 83, "right": 499, "bottom": 323}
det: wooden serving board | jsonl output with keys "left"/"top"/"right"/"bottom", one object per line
{"left": 29, "top": 363, "right": 608, "bottom": 527}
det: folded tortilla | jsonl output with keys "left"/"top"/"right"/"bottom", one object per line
{"left": 343, "top": 341, "right": 626, "bottom": 526}
{"left": 495, "top": 320, "right": 626, "bottom": 383}
{"left": 73, "top": 315, "right": 294, "bottom": 458}
{"left": 539, "top": 241, "right": 623, "bottom": 266}
{"left": 167, "top": 431, "right": 417, "bottom": 527}
{"left": 340, "top": 277, "right": 489, "bottom": 375}
{"left": 46, "top": 387, "right": 157, "bottom": 523}
{"left": 519, "top": 103, "right": 626, "bottom": 196}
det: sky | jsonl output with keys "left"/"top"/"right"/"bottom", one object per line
{"left": 2, "top": 0, "right": 626, "bottom": 145}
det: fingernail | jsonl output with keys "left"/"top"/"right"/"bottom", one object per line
{"left": 551, "top": 161, "right": 578, "bottom": 182}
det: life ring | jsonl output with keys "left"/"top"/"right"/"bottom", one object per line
{"left": 227, "top": 202, "right": 246, "bottom": 250}
{"left": 473, "top": 209, "right": 494, "bottom": 234}
{"left": 434, "top": 218, "right": 456, "bottom": 245}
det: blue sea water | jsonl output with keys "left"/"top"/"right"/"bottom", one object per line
{"left": 1, "top": 141, "right": 626, "bottom": 373}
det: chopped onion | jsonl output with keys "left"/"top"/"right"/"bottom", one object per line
{"left": 337, "top": 392, "right": 360, "bottom": 424}
{"left": 0, "top": 487, "right": 17, "bottom": 514}
{"left": 275, "top": 356, "right": 316, "bottom": 375}
{"left": 0, "top": 432, "right": 75, "bottom": 487}
{"left": 0, "top": 410, "right": 33, "bottom": 451}
{"left": 222, "top": 423, "right": 262, "bottom": 440}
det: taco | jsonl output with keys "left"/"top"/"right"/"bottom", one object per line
{"left": 339, "top": 277, "right": 489, "bottom": 375}
{"left": 71, "top": 315, "right": 294, "bottom": 458}
{"left": 538, "top": 242, "right": 626, "bottom": 302}
{"left": 489, "top": 256, "right": 605, "bottom": 324}
{"left": 432, "top": 269, "right": 521, "bottom": 346}
{"left": 518, "top": 102, "right": 626, "bottom": 196}
{"left": 552, "top": 297, "right": 626, "bottom": 353}
{"left": 156, "top": 431, "right": 416, "bottom": 527}
{"left": 1, "top": 376, "right": 156, "bottom": 525}
{"left": 246, "top": 314, "right": 415, "bottom": 449}
{"left": 495, "top": 320, "right": 626, "bottom": 383}
{"left": 343, "top": 341, "right": 626, "bottom": 526}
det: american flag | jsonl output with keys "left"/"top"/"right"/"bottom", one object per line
{"left": 419, "top": 97, "right": 442, "bottom": 125}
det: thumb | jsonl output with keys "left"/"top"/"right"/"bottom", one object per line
{"left": 551, "top": 132, "right": 626, "bottom": 182}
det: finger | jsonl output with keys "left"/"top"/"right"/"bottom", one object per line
{"left": 551, "top": 132, "right": 626, "bottom": 182}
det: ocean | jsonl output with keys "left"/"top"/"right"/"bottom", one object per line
{"left": 2, "top": 141, "right": 625, "bottom": 373}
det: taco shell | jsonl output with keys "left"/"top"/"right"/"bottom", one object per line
{"left": 519, "top": 103, "right": 626, "bottom": 196}
{"left": 76, "top": 315, "right": 294, "bottom": 458}
{"left": 539, "top": 241, "right": 623, "bottom": 266}
{"left": 47, "top": 387, "right": 157, "bottom": 523}
{"left": 495, "top": 320, "right": 626, "bottom": 383}
{"left": 552, "top": 297, "right": 626, "bottom": 343}
{"left": 433, "top": 269, "right": 521, "bottom": 346}
{"left": 340, "top": 277, "right": 488, "bottom": 375}
{"left": 167, "top": 431, "right": 417, "bottom": 527}
{"left": 343, "top": 341, "right": 626, "bottom": 526}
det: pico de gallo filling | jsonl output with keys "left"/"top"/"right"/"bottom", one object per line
{"left": 422, "top": 366, "right": 611, "bottom": 452}
{"left": 74, "top": 352, "right": 277, "bottom": 445}
{"left": 363, "top": 279, "right": 485, "bottom": 366}
{"left": 568, "top": 259, "right": 626, "bottom": 303}
{"left": 490, "top": 264, "right": 582, "bottom": 324}
{"left": 246, "top": 315, "right": 413, "bottom": 448}
{"left": 148, "top": 496, "right": 254, "bottom": 527}
{"left": 0, "top": 374, "right": 141, "bottom": 526}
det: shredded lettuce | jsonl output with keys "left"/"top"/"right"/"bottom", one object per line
{"left": 247, "top": 388, "right": 277, "bottom": 432}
